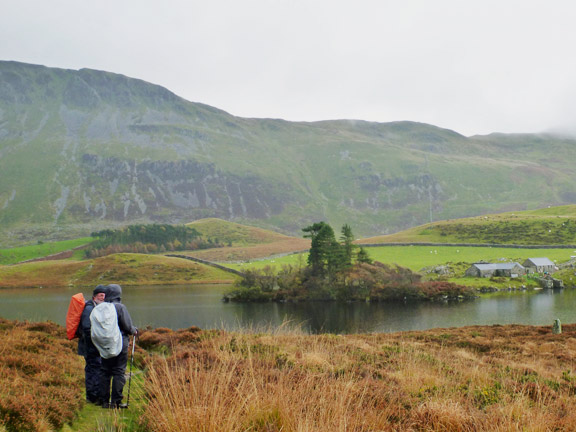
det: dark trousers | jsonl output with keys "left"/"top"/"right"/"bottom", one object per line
{"left": 84, "top": 354, "right": 102, "bottom": 402}
{"left": 100, "top": 347, "right": 128, "bottom": 405}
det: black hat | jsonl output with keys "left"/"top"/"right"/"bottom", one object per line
{"left": 93, "top": 285, "right": 107, "bottom": 296}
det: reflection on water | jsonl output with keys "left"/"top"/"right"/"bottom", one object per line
{"left": 0, "top": 285, "right": 573, "bottom": 334}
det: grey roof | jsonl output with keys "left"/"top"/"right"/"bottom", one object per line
{"left": 472, "top": 262, "right": 524, "bottom": 270}
{"left": 524, "top": 257, "right": 555, "bottom": 266}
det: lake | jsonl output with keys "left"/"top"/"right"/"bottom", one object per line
{"left": 0, "top": 284, "right": 573, "bottom": 333}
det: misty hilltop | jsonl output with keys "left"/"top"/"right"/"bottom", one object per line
{"left": 1, "top": 60, "right": 575, "bottom": 245}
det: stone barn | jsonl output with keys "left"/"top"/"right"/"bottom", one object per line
{"left": 465, "top": 262, "right": 525, "bottom": 278}
{"left": 523, "top": 257, "right": 556, "bottom": 274}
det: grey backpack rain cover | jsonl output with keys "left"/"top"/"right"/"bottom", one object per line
{"left": 90, "top": 302, "right": 123, "bottom": 359}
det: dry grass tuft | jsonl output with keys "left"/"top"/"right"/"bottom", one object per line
{"left": 139, "top": 324, "right": 576, "bottom": 431}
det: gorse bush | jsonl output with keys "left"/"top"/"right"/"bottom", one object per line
{"left": 0, "top": 319, "right": 84, "bottom": 431}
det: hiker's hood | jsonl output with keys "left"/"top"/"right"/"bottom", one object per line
{"left": 105, "top": 284, "right": 122, "bottom": 303}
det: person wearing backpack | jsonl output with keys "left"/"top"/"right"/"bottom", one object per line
{"left": 99, "top": 283, "right": 137, "bottom": 409}
{"left": 77, "top": 285, "right": 107, "bottom": 404}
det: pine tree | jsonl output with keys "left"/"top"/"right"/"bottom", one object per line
{"left": 303, "top": 222, "right": 344, "bottom": 275}
{"left": 340, "top": 224, "right": 355, "bottom": 267}
{"left": 357, "top": 247, "right": 372, "bottom": 264}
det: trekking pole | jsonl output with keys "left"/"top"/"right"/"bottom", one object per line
{"left": 126, "top": 334, "right": 136, "bottom": 407}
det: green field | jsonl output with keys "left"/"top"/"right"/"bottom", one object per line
{"left": 224, "top": 245, "right": 576, "bottom": 273}
{"left": 0, "top": 237, "right": 92, "bottom": 265}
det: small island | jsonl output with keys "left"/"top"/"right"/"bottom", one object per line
{"left": 225, "top": 222, "right": 474, "bottom": 302}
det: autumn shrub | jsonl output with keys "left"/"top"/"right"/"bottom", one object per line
{"left": 137, "top": 326, "right": 202, "bottom": 351}
{"left": 0, "top": 318, "right": 84, "bottom": 431}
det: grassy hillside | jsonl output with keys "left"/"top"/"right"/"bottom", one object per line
{"left": 188, "top": 218, "right": 293, "bottom": 246}
{"left": 186, "top": 218, "right": 310, "bottom": 261}
{"left": 0, "top": 237, "right": 91, "bottom": 265}
{"left": 2, "top": 61, "right": 576, "bottom": 244}
{"left": 359, "top": 205, "right": 576, "bottom": 245}
{"left": 0, "top": 253, "right": 236, "bottom": 288}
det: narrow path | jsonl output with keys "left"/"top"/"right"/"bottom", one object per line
{"left": 166, "top": 253, "right": 247, "bottom": 276}
{"left": 15, "top": 244, "right": 88, "bottom": 265}
{"left": 62, "top": 370, "right": 145, "bottom": 431}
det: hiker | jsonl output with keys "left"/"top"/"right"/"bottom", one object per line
{"left": 78, "top": 285, "right": 107, "bottom": 404}
{"left": 99, "top": 283, "right": 137, "bottom": 409}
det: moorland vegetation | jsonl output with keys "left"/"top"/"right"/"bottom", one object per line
{"left": 5, "top": 318, "right": 576, "bottom": 431}
{"left": 0, "top": 319, "right": 84, "bottom": 431}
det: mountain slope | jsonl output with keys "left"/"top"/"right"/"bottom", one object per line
{"left": 188, "top": 218, "right": 295, "bottom": 246}
{"left": 1, "top": 61, "right": 576, "bottom": 245}
{"left": 358, "top": 205, "right": 576, "bottom": 245}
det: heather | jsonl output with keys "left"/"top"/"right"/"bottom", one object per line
{"left": 0, "top": 319, "right": 84, "bottom": 431}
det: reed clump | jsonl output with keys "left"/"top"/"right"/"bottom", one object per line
{"left": 0, "top": 318, "right": 84, "bottom": 431}
{"left": 139, "top": 324, "right": 576, "bottom": 431}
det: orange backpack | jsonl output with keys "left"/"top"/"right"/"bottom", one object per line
{"left": 66, "top": 293, "right": 86, "bottom": 340}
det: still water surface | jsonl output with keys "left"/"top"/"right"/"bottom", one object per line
{"left": 0, "top": 284, "right": 574, "bottom": 333}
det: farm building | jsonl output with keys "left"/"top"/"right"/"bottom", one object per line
{"left": 523, "top": 257, "right": 556, "bottom": 274}
{"left": 465, "top": 262, "right": 525, "bottom": 278}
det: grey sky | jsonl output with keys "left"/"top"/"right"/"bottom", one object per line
{"left": 2, "top": 0, "right": 576, "bottom": 136}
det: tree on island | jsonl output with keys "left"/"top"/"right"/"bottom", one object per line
{"left": 227, "top": 221, "right": 473, "bottom": 303}
{"left": 302, "top": 222, "right": 365, "bottom": 276}
{"left": 356, "top": 246, "right": 372, "bottom": 264}
{"left": 340, "top": 224, "right": 355, "bottom": 267}
{"left": 302, "top": 222, "right": 348, "bottom": 275}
